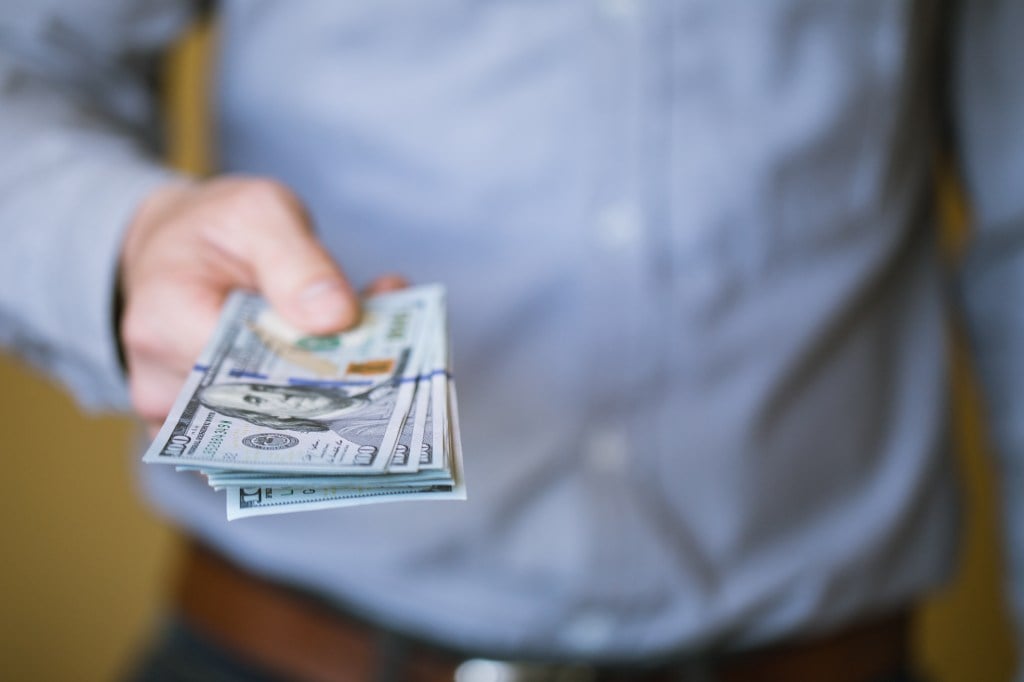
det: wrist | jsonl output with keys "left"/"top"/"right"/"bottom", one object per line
{"left": 114, "top": 178, "right": 196, "bottom": 373}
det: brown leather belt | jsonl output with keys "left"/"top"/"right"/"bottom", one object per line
{"left": 174, "top": 541, "right": 914, "bottom": 682}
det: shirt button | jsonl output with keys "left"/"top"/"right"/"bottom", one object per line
{"left": 598, "top": 0, "right": 642, "bottom": 21}
{"left": 586, "top": 426, "right": 628, "bottom": 474}
{"left": 596, "top": 202, "right": 643, "bottom": 250}
{"left": 562, "top": 610, "right": 616, "bottom": 650}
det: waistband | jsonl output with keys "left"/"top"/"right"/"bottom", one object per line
{"left": 173, "top": 541, "right": 916, "bottom": 682}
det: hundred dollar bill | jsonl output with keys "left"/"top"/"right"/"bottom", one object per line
{"left": 385, "top": 311, "right": 441, "bottom": 474}
{"left": 197, "top": 300, "right": 450, "bottom": 490}
{"left": 415, "top": 310, "right": 447, "bottom": 472}
{"left": 143, "top": 285, "right": 442, "bottom": 474}
{"left": 200, "top": 467, "right": 453, "bottom": 488}
{"left": 226, "top": 382, "right": 466, "bottom": 519}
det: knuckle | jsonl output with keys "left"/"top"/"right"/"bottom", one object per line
{"left": 227, "top": 177, "right": 302, "bottom": 217}
{"left": 204, "top": 177, "right": 311, "bottom": 247}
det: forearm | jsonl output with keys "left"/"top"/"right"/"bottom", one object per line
{"left": 0, "top": 3, "right": 192, "bottom": 410}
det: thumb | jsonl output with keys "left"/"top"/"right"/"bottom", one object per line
{"left": 204, "top": 180, "right": 359, "bottom": 334}
{"left": 258, "top": 238, "right": 358, "bottom": 335}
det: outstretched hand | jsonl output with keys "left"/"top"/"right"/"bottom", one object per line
{"left": 118, "top": 176, "right": 399, "bottom": 436}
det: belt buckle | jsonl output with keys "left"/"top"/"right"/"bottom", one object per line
{"left": 454, "top": 658, "right": 596, "bottom": 682}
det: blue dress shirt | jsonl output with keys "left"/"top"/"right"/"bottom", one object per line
{"left": 0, "top": 0, "right": 1020, "bottom": 664}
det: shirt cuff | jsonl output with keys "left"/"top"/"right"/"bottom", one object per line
{"left": 9, "top": 155, "right": 185, "bottom": 412}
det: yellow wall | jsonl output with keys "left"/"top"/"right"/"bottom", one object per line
{"left": 0, "top": 358, "right": 177, "bottom": 680}
{"left": 917, "top": 173, "right": 1018, "bottom": 680}
{"left": 0, "top": 21, "right": 1016, "bottom": 682}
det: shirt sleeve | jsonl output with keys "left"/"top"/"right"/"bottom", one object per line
{"left": 952, "top": 0, "right": 1024, "bottom": 664}
{"left": 0, "top": 1, "right": 196, "bottom": 411}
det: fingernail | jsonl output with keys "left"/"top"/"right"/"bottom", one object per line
{"left": 299, "top": 280, "right": 353, "bottom": 325}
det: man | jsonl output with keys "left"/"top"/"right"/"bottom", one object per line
{"left": 0, "top": 1, "right": 1020, "bottom": 681}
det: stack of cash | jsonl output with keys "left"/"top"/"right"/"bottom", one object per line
{"left": 142, "top": 284, "right": 465, "bottom": 520}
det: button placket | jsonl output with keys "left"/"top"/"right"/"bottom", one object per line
{"left": 597, "top": 0, "right": 642, "bottom": 22}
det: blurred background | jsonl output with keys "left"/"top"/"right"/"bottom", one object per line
{"left": 0, "top": 20, "right": 1017, "bottom": 682}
